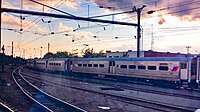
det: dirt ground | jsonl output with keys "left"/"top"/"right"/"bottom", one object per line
{"left": 0, "top": 65, "right": 34, "bottom": 112}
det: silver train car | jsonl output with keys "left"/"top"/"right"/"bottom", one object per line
{"left": 29, "top": 56, "right": 200, "bottom": 88}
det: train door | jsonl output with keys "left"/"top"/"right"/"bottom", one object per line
{"left": 191, "top": 58, "right": 197, "bottom": 83}
{"left": 45, "top": 60, "right": 48, "bottom": 71}
{"left": 64, "top": 60, "right": 67, "bottom": 72}
{"left": 180, "top": 62, "right": 188, "bottom": 80}
{"left": 109, "top": 61, "right": 115, "bottom": 74}
{"left": 69, "top": 60, "right": 73, "bottom": 72}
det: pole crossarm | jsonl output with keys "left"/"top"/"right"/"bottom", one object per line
{"left": 89, "top": 10, "right": 135, "bottom": 19}
{"left": 29, "top": 0, "right": 76, "bottom": 17}
{"left": 1, "top": 8, "right": 138, "bottom": 27}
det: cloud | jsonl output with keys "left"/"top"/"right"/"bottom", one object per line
{"left": 2, "top": 14, "right": 45, "bottom": 32}
{"left": 58, "top": 22, "right": 74, "bottom": 31}
{"left": 90, "top": 0, "right": 200, "bottom": 22}
{"left": 5, "top": 0, "right": 80, "bottom": 10}
{"left": 58, "top": 22, "right": 93, "bottom": 40}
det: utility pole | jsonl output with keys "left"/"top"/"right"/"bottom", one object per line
{"left": 0, "top": 0, "right": 2, "bottom": 53}
{"left": 1, "top": 45, "right": 5, "bottom": 72}
{"left": 40, "top": 46, "right": 43, "bottom": 58}
{"left": 186, "top": 46, "right": 191, "bottom": 54}
{"left": 48, "top": 43, "right": 50, "bottom": 53}
{"left": 136, "top": 5, "right": 146, "bottom": 57}
{"left": 11, "top": 41, "right": 13, "bottom": 69}
{"left": 151, "top": 24, "right": 154, "bottom": 51}
{"left": 88, "top": 5, "right": 89, "bottom": 27}
{"left": 23, "top": 49, "right": 25, "bottom": 59}
{"left": 2, "top": 6, "right": 145, "bottom": 57}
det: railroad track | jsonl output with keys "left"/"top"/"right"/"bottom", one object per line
{"left": 23, "top": 68, "right": 200, "bottom": 101}
{"left": 0, "top": 101, "right": 14, "bottom": 112}
{"left": 21, "top": 69, "right": 197, "bottom": 112}
{"left": 12, "top": 67, "right": 86, "bottom": 112}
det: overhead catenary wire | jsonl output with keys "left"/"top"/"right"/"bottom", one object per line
{"left": 24, "top": 0, "right": 67, "bottom": 30}
{"left": 28, "top": 0, "right": 75, "bottom": 17}
{"left": 1, "top": 0, "right": 200, "bottom": 55}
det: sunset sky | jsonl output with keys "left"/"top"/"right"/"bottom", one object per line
{"left": 1, "top": 0, "right": 200, "bottom": 58}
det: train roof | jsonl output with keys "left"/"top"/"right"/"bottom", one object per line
{"left": 47, "top": 58, "right": 69, "bottom": 61}
{"left": 70, "top": 57, "right": 194, "bottom": 61}
{"left": 35, "top": 58, "right": 69, "bottom": 61}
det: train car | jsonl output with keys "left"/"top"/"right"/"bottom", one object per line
{"left": 46, "top": 58, "right": 68, "bottom": 72}
{"left": 70, "top": 57, "right": 200, "bottom": 88}
{"left": 110, "top": 57, "right": 198, "bottom": 87}
{"left": 27, "top": 56, "right": 200, "bottom": 88}
{"left": 35, "top": 59, "right": 48, "bottom": 71}
{"left": 27, "top": 59, "right": 35, "bottom": 68}
{"left": 70, "top": 58, "right": 110, "bottom": 76}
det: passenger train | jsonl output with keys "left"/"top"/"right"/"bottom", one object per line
{"left": 27, "top": 56, "right": 200, "bottom": 88}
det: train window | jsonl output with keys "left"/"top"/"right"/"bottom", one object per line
{"left": 159, "top": 66, "right": 169, "bottom": 71}
{"left": 88, "top": 64, "right": 92, "bottom": 67}
{"left": 129, "top": 65, "right": 136, "bottom": 69}
{"left": 148, "top": 66, "right": 157, "bottom": 70}
{"left": 138, "top": 65, "right": 146, "bottom": 70}
{"left": 78, "top": 64, "right": 82, "bottom": 67}
{"left": 120, "top": 65, "right": 127, "bottom": 69}
{"left": 159, "top": 63, "right": 168, "bottom": 66}
{"left": 181, "top": 63, "right": 187, "bottom": 69}
{"left": 83, "top": 64, "right": 87, "bottom": 67}
{"left": 99, "top": 64, "right": 104, "bottom": 68}
{"left": 94, "top": 64, "right": 98, "bottom": 67}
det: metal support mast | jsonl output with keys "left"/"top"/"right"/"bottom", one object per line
{"left": 136, "top": 5, "right": 146, "bottom": 57}
{"left": 0, "top": 0, "right": 2, "bottom": 53}
{"left": 1, "top": 4, "right": 146, "bottom": 57}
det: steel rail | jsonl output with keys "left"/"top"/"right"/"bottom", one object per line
{"left": 12, "top": 68, "right": 53, "bottom": 112}
{"left": 13, "top": 67, "right": 87, "bottom": 112}
{"left": 22, "top": 68, "right": 200, "bottom": 100}
{"left": 21, "top": 69, "right": 196, "bottom": 112}
{"left": 0, "top": 102, "right": 14, "bottom": 112}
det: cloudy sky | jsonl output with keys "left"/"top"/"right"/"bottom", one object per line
{"left": 1, "top": 0, "right": 200, "bottom": 58}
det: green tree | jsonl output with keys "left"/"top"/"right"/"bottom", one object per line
{"left": 43, "top": 52, "right": 55, "bottom": 58}
{"left": 54, "top": 51, "right": 73, "bottom": 58}
{"left": 83, "top": 48, "right": 93, "bottom": 58}
{"left": 93, "top": 50, "right": 105, "bottom": 57}
{"left": 43, "top": 51, "right": 77, "bottom": 58}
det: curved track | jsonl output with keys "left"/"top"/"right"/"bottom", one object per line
{"left": 23, "top": 68, "right": 200, "bottom": 101}
{"left": 0, "top": 102, "right": 14, "bottom": 112}
{"left": 12, "top": 67, "right": 86, "bottom": 112}
{"left": 21, "top": 69, "right": 197, "bottom": 112}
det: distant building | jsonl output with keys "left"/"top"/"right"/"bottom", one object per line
{"left": 144, "top": 50, "right": 188, "bottom": 57}
{"left": 106, "top": 50, "right": 144, "bottom": 58}
{"left": 105, "top": 50, "right": 191, "bottom": 58}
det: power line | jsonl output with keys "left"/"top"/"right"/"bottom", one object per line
{"left": 24, "top": 0, "right": 67, "bottom": 30}
{"left": 29, "top": 0, "right": 75, "bottom": 17}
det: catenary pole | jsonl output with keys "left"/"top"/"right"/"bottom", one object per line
{"left": 136, "top": 5, "right": 146, "bottom": 57}
{"left": 2, "top": 6, "right": 146, "bottom": 57}
{"left": 0, "top": 0, "right": 2, "bottom": 53}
